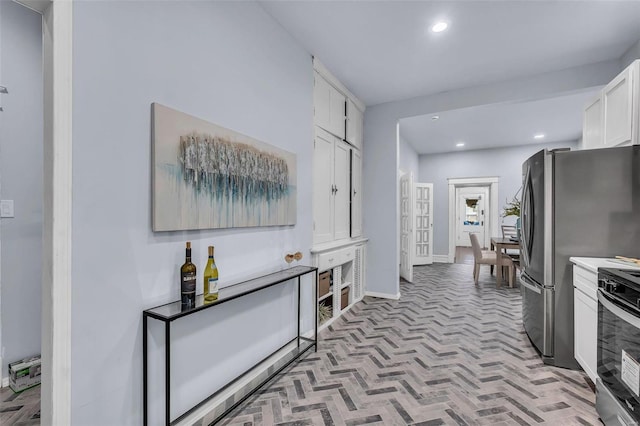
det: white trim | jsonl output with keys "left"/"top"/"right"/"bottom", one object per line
{"left": 433, "top": 255, "right": 450, "bottom": 263}
{"left": 447, "top": 177, "right": 499, "bottom": 263}
{"left": 365, "top": 291, "right": 401, "bottom": 300}
{"left": 310, "top": 237, "right": 369, "bottom": 254}
{"left": 41, "top": 1, "right": 72, "bottom": 425}
{"left": 447, "top": 177, "right": 499, "bottom": 185}
{"left": 312, "top": 58, "right": 365, "bottom": 112}
{"left": 1, "top": 376, "right": 8, "bottom": 388}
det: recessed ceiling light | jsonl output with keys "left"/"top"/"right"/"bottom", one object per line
{"left": 456, "top": 142, "right": 465, "bottom": 147}
{"left": 431, "top": 115, "right": 439, "bottom": 120}
{"left": 431, "top": 22, "right": 448, "bottom": 33}
{"left": 534, "top": 133, "right": 545, "bottom": 139}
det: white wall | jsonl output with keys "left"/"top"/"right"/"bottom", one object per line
{"left": 398, "top": 134, "right": 419, "bottom": 178}
{"left": 72, "top": 2, "right": 312, "bottom": 424}
{"left": 621, "top": 37, "right": 640, "bottom": 69}
{"left": 418, "top": 141, "right": 578, "bottom": 256}
{"left": 0, "top": 0, "right": 43, "bottom": 378}
{"left": 363, "top": 60, "right": 619, "bottom": 297}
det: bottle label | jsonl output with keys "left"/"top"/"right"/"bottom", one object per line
{"left": 208, "top": 277, "right": 219, "bottom": 294}
{"left": 181, "top": 273, "right": 196, "bottom": 292}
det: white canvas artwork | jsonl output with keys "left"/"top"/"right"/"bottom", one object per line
{"left": 152, "top": 103, "right": 297, "bottom": 231}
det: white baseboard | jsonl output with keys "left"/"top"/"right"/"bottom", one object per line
{"left": 433, "top": 255, "right": 450, "bottom": 263}
{"left": 2, "top": 377, "right": 8, "bottom": 388}
{"left": 365, "top": 291, "right": 401, "bottom": 300}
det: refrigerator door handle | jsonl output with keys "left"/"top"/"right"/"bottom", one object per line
{"left": 520, "top": 273, "right": 542, "bottom": 294}
{"left": 521, "top": 167, "right": 531, "bottom": 268}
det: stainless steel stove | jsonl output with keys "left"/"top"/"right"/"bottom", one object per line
{"left": 597, "top": 268, "right": 640, "bottom": 425}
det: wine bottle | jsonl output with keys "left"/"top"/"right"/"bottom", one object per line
{"left": 203, "top": 246, "right": 219, "bottom": 302}
{"left": 180, "top": 242, "right": 196, "bottom": 308}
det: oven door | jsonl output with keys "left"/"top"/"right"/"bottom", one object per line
{"left": 597, "top": 289, "right": 640, "bottom": 423}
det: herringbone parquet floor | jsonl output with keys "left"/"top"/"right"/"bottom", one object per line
{"left": 0, "top": 384, "right": 40, "bottom": 425}
{"left": 218, "top": 263, "right": 600, "bottom": 426}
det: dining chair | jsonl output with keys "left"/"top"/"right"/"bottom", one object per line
{"left": 501, "top": 224, "right": 520, "bottom": 266}
{"left": 470, "top": 232, "right": 515, "bottom": 286}
{"left": 501, "top": 225, "right": 517, "bottom": 239}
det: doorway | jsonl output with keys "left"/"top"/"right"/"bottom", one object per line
{"left": 399, "top": 171, "right": 413, "bottom": 282}
{"left": 455, "top": 186, "right": 489, "bottom": 247}
{"left": 413, "top": 183, "right": 433, "bottom": 265}
{"left": 447, "top": 177, "right": 499, "bottom": 263}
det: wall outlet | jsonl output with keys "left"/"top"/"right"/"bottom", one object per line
{"left": 0, "top": 200, "right": 14, "bottom": 218}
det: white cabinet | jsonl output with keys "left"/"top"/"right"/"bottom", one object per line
{"left": 346, "top": 99, "right": 363, "bottom": 150}
{"left": 313, "top": 128, "right": 350, "bottom": 244}
{"left": 313, "top": 60, "right": 365, "bottom": 246}
{"left": 572, "top": 264, "right": 598, "bottom": 383}
{"left": 603, "top": 63, "right": 636, "bottom": 147}
{"left": 583, "top": 60, "right": 640, "bottom": 149}
{"left": 582, "top": 94, "right": 603, "bottom": 149}
{"left": 334, "top": 139, "right": 351, "bottom": 240}
{"left": 312, "top": 240, "right": 367, "bottom": 330}
{"left": 350, "top": 149, "right": 362, "bottom": 238}
{"left": 314, "top": 72, "right": 345, "bottom": 140}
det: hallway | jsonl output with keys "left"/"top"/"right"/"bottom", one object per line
{"left": 217, "top": 263, "right": 597, "bottom": 425}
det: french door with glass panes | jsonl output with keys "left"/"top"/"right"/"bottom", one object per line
{"left": 414, "top": 183, "right": 433, "bottom": 265}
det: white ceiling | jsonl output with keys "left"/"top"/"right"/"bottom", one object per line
{"left": 399, "top": 89, "right": 599, "bottom": 154}
{"left": 262, "top": 1, "right": 640, "bottom": 155}
{"left": 261, "top": 1, "right": 640, "bottom": 106}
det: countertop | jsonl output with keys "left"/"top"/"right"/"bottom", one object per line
{"left": 569, "top": 256, "right": 640, "bottom": 273}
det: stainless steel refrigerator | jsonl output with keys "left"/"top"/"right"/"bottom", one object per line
{"left": 520, "top": 146, "right": 640, "bottom": 369}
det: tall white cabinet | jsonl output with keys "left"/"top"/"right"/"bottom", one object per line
{"left": 582, "top": 59, "right": 639, "bottom": 149}
{"left": 311, "top": 59, "right": 367, "bottom": 330}
{"left": 313, "top": 128, "right": 350, "bottom": 243}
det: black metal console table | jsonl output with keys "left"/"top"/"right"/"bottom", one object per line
{"left": 143, "top": 265, "right": 318, "bottom": 426}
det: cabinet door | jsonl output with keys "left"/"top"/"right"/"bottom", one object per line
{"left": 333, "top": 140, "right": 350, "bottom": 240}
{"left": 603, "top": 65, "right": 634, "bottom": 147}
{"left": 350, "top": 149, "right": 362, "bottom": 238}
{"left": 346, "top": 99, "right": 363, "bottom": 150}
{"left": 313, "top": 72, "right": 332, "bottom": 135}
{"left": 330, "top": 88, "right": 346, "bottom": 140}
{"left": 574, "top": 287, "right": 598, "bottom": 383}
{"left": 582, "top": 94, "right": 603, "bottom": 149}
{"left": 313, "top": 129, "right": 335, "bottom": 244}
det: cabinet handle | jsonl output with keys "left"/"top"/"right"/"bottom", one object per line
{"left": 334, "top": 186, "right": 338, "bottom": 194}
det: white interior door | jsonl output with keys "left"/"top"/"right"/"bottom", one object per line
{"left": 456, "top": 187, "right": 488, "bottom": 247}
{"left": 414, "top": 183, "right": 433, "bottom": 265}
{"left": 400, "top": 173, "right": 413, "bottom": 282}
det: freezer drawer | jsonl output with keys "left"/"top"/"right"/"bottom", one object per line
{"left": 521, "top": 273, "right": 554, "bottom": 357}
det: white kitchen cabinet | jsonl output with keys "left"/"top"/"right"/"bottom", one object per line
{"left": 313, "top": 127, "right": 350, "bottom": 244}
{"left": 350, "top": 149, "right": 362, "bottom": 238}
{"left": 603, "top": 63, "right": 636, "bottom": 147}
{"left": 572, "top": 264, "right": 599, "bottom": 383}
{"left": 314, "top": 72, "right": 346, "bottom": 140}
{"left": 582, "top": 94, "right": 603, "bottom": 149}
{"left": 346, "top": 98, "right": 363, "bottom": 150}
{"left": 582, "top": 60, "right": 640, "bottom": 150}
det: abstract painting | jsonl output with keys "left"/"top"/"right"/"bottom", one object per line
{"left": 152, "top": 103, "right": 296, "bottom": 231}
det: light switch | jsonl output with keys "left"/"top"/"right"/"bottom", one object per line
{"left": 0, "top": 200, "right": 14, "bottom": 218}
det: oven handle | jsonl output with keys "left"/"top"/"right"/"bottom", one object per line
{"left": 520, "top": 273, "right": 542, "bottom": 294}
{"left": 598, "top": 290, "right": 640, "bottom": 329}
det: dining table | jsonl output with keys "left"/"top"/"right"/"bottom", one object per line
{"left": 490, "top": 237, "right": 520, "bottom": 287}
